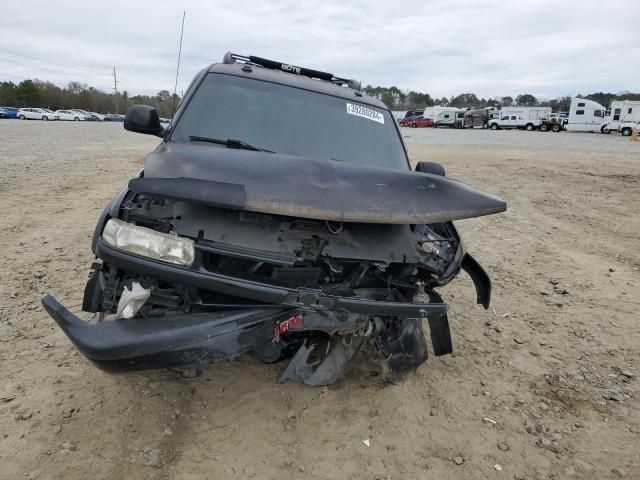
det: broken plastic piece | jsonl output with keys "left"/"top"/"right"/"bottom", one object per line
{"left": 279, "top": 336, "right": 362, "bottom": 386}
{"left": 105, "top": 282, "right": 150, "bottom": 320}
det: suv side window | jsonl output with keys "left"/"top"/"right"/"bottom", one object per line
{"left": 613, "top": 108, "right": 621, "bottom": 121}
{"left": 575, "top": 110, "right": 584, "bottom": 115}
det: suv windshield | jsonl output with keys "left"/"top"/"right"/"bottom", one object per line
{"left": 171, "top": 73, "right": 409, "bottom": 170}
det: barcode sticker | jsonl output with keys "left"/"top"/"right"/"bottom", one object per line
{"left": 346, "top": 103, "right": 385, "bottom": 124}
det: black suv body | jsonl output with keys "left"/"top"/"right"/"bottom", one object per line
{"left": 42, "top": 53, "right": 506, "bottom": 385}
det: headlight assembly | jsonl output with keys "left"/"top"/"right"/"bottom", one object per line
{"left": 102, "top": 218, "right": 195, "bottom": 266}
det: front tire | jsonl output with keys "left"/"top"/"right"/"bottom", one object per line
{"left": 19, "top": 115, "right": 26, "bottom": 120}
{"left": 621, "top": 128, "right": 632, "bottom": 137}
{"left": 490, "top": 123, "right": 498, "bottom": 130}
{"left": 552, "top": 123, "right": 562, "bottom": 132}
{"left": 539, "top": 123, "right": 549, "bottom": 132}
{"left": 74, "top": 117, "right": 79, "bottom": 121}
{"left": 42, "top": 116, "right": 48, "bottom": 121}
{"left": 525, "top": 123, "right": 534, "bottom": 131}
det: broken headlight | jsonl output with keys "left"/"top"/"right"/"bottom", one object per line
{"left": 102, "top": 218, "right": 195, "bottom": 266}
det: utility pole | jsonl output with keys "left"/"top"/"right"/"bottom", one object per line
{"left": 112, "top": 66, "right": 120, "bottom": 114}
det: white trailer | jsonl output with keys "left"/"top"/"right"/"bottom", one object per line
{"left": 421, "top": 106, "right": 448, "bottom": 120}
{"left": 500, "top": 106, "right": 551, "bottom": 122}
{"left": 602, "top": 100, "right": 640, "bottom": 133}
{"left": 565, "top": 98, "right": 607, "bottom": 132}
{"left": 430, "top": 107, "right": 465, "bottom": 127}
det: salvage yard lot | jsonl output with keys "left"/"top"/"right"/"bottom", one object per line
{"left": 0, "top": 120, "right": 638, "bottom": 479}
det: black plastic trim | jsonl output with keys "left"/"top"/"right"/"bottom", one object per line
{"left": 41, "top": 294, "right": 290, "bottom": 372}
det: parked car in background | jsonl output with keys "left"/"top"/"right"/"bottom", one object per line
{"left": 411, "top": 116, "right": 434, "bottom": 128}
{"left": 70, "top": 109, "right": 96, "bottom": 120}
{"left": 41, "top": 108, "right": 60, "bottom": 120}
{"left": 488, "top": 115, "right": 537, "bottom": 130}
{"left": 104, "top": 114, "right": 125, "bottom": 121}
{"left": 0, "top": 107, "right": 9, "bottom": 119}
{"left": 89, "top": 112, "right": 105, "bottom": 121}
{"left": 55, "top": 110, "right": 85, "bottom": 121}
{"left": 398, "top": 109, "right": 424, "bottom": 126}
{"left": 0, "top": 106, "right": 19, "bottom": 118}
{"left": 620, "top": 120, "right": 640, "bottom": 136}
{"left": 17, "top": 108, "right": 57, "bottom": 121}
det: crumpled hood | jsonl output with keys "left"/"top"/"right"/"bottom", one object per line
{"left": 140, "top": 142, "right": 506, "bottom": 224}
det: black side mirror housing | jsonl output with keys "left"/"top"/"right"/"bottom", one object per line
{"left": 124, "top": 105, "right": 163, "bottom": 136}
{"left": 415, "top": 161, "right": 446, "bottom": 177}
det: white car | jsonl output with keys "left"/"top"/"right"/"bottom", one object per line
{"left": 70, "top": 109, "right": 96, "bottom": 120}
{"left": 41, "top": 108, "right": 60, "bottom": 120}
{"left": 89, "top": 112, "right": 105, "bottom": 121}
{"left": 620, "top": 121, "right": 640, "bottom": 137}
{"left": 55, "top": 110, "right": 85, "bottom": 121}
{"left": 17, "top": 108, "right": 58, "bottom": 121}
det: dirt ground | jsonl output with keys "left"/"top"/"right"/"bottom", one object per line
{"left": 1, "top": 121, "right": 638, "bottom": 480}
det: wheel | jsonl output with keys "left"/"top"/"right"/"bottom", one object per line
{"left": 525, "top": 123, "right": 534, "bottom": 131}
{"left": 42, "top": 116, "right": 48, "bottom": 121}
{"left": 490, "top": 123, "right": 498, "bottom": 130}
{"left": 19, "top": 114, "right": 26, "bottom": 120}
{"left": 411, "top": 123, "right": 417, "bottom": 128}
{"left": 621, "top": 128, "right": 631, "bottom": 137}
{"left": 539, "top": 123, "right": 549, "bottom": 132}
{"left": 74, "top": 117, "right": 79, "bottom": 121}
{"left": 601, "top": 126, "right": 611, "bottom": 134}
{"left": 551, "top": 123, "right": 561, "bottom": 132}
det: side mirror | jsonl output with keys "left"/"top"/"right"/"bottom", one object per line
{"left": 124, "top": 105, "right": 163, "bottom": 136}
{"left": 415, "top": 161, "right": 446, "bottom": 176}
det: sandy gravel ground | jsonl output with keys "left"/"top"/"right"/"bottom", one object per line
{"left": 0, "top": 120, "right": 638, "bottom": 480}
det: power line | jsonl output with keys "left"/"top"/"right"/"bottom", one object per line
{"left": 0, "top": 48, "right": 112, "bottom": 77}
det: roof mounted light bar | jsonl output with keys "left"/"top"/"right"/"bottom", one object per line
{"left": 222, "top": 52, "right": 362, "bottom": 91}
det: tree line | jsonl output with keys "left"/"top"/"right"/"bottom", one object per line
{"left": 2, "top": 77, "right": 639, "bottom": 117}
{"left": 0, "top": 79, "right": 180, "bottom": 118}
{"left": 363, "top": 86, "right": 640, "bottom": 112}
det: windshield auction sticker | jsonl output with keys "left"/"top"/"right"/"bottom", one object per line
{"left": 346, "top": 103, "right": 385, "bottom": 124}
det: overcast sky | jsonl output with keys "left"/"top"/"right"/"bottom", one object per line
{"left": 1, "top": 0, "right": 639, "bottom": 99}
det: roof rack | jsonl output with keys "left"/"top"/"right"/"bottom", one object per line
{"left": 222, "top": 52, "right": 362, "bottom": 91}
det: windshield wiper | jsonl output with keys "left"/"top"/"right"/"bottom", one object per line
{"left": 188, "top": 136, "right": 273, "bottom": 153}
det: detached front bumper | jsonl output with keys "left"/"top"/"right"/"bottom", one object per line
{"left": 41, "top": 295, "right": 291, "bottom": 372}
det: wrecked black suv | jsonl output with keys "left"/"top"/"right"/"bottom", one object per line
{"left": 42, "top": 53, "right": 506, "bottom": 385}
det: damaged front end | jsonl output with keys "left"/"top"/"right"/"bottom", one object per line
{"left": 42, "top": 55, "right": 506, "bottom": 385}
{"left": 42, "top": 154, "right": 500, "bottom": 385}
